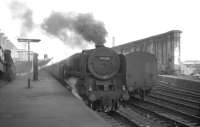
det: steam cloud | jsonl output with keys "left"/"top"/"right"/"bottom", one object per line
{"left": 9, "top": 1, "right": 34, "bottom": 37}
{"left": 41, "top": 12, "right": 107, "bottom": 48}
{"left": 8, "top": 2, "right": 108, "bottom": 49}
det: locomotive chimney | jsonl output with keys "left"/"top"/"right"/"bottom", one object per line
{"left": 95, "top": 43, "right": 105, "bottom": 48}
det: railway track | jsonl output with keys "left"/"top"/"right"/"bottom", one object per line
{"left": 154, "top": 87, "right": 200, "bottom": 102}
{"left": 147, "top": 94, "right": 199, "bottom": 116}
{"left": 99, "top": 111, "right": 139, "bottom": 127}
{"left": 117, "top": 107, "right": 163, "bottom": 127}
{"left": 150, "top": 91, "right": 200, "bottom": 110}
{"left": 158, "top": 81, "right": 200, "bottom": 98}
{"left": 100, "top": 103, "right": 200, "bottom": 127}
{"left": 99, "top": 107, "right": 168, "bottom": 127}
{"left": 159, "top": 78, "right": 200, "bottom": 93}
{"left": 145, "top": 95, "right": 200, "bottom": 118}
{"left": 127, "top": 99, "right": 200, "bottom": 127}
{"left": 154, "top": 81, "right": 200, "bottom": 113}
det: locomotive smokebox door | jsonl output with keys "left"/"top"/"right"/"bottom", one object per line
{"left": 88, "top": 47, "right": 120, "bottom": 80}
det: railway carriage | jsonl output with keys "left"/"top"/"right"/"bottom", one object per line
{"left": 0, "top": 49, "right": 16, "bottom": 81}
{"left": 125, "top": 51, "right": 157, "bottom": 99}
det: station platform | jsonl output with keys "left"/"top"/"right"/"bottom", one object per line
{"left": 0, "top": 80, "right": 7, "bottom": 88}
{"left": 0, "top": 71, "right": 111, "bottom": 127}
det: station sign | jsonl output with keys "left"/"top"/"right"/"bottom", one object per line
{"left": 17, "top": 38, "right": 41, "bottom": 42}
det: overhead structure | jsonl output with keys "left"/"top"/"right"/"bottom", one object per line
{"left": 17, "top": 38, "right": 41, "bottom": 62}
{"left": 113, "top": 30, "right": 182, "bottom": 74}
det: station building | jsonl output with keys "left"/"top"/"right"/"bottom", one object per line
{"left": 0, "top": 34, "right": 18, "bottom": 61}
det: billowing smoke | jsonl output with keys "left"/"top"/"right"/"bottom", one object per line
{"left": 41, "top": 12, "right": 107, "bottom": 48}
{"left": 73, "top": 13, "right": 107, "bottom": 45}
{"left": 41, "top": 12, "right": 73, "bottom": 39}
{"left": 9, "top": 1, "right": 34, "bottom": 37}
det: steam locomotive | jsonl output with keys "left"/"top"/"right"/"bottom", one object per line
{"left": 48, "top": 44, "right": 129, "bottom": 112}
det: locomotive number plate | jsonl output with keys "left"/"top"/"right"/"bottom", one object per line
{"left": 98, "top": 56, "right": 111, "bottom": 61}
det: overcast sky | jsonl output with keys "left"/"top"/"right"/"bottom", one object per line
{"left": 0, "top": 0, "right": 200, "bottom": 62}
